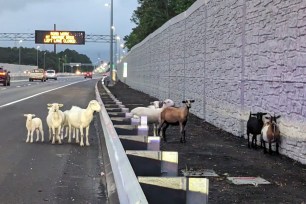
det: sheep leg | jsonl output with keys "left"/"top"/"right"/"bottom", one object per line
{"left": 26, "top": 130, "right": 30, "bottom": 143}
{"left": 68, "top": 124, "right": 72, "bottom": 143}
{"left": 64, "top": 127, "right": 68, "bottom": 138}
{"left": 75, "top": 128, "right": 80, "bottom": 143}
{"left": 48, "top": 128, "right": 52, "bottom": 142}
{"left": 79, "top": 127, "right": 84, "bottom": 146}
{"left": 157, "top": 121, "right": 165, "bottom": 137}
{"left": 51, "top": 127, "right": 56, "bottom": 144}
{"left": 36, "top": 129, "right": 40, "bottom": 142}
{"left": 60, "top": 126, "right": 64, "bottom": 140}
{"left": 85, "top": 126, "right": 90, "bottom": 146}
{"left": 153, "top": 123, "right": 157, "bottom": 136}
{"left": 40, "top": 128, "right": 44, "bottom": 142}
{"left": 276, "top": 142, "right": 279, "bottom": 155}
{"left": 30, "top": 130, "right": 34, "bottom": 143}
{"left": 57, "top": 126, "right": 62, "bottom": 144}
{"left": 72, "top": 128, "right": 75, "bottom": 139}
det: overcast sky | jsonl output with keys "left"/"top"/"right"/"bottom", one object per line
{"left": 0, "top": 0, "right": 138, "bottom": 63}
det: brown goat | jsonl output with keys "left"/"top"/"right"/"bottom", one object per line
{"left": 157, "top": 99, "right": 195, "bottom": 143}
{"left": 261, "top": 115, "right": 281, "bottom": 154}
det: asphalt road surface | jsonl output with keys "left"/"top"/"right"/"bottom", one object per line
{"left": 0, "top": 76, "right": 108, "bottom": 203}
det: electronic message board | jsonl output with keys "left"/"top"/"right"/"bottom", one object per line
{"left": 35, "top": 30, "right": 85, "bottom": 44}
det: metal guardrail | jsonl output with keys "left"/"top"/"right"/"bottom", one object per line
{"left": 95, "top": 81, "right": 148, "bottom": 204}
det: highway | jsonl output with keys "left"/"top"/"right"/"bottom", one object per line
{"left": 0, "top": 75, "right": 107, "bottom": 203}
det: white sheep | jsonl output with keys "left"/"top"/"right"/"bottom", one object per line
{"left": 24, "top": 114, "right": 44, "bottom": 143}
{"left": 147, "top": 101, "right": 161, "bottom": 109}
{"left": 67, "top": 100, "right": 101, "bottom": 146}
{"left": 60, "top": 110, "right": 79, "bottom": 141}
{"left": 131, "top": 99, "right": 175, "bottom": 136}
{"left": 158, "top": 99, "right": 195, "bottom": 143}
{"left": 46, "top": 103, "right": 65, "bottom": 144}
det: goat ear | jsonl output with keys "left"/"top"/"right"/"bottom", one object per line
{"left": 47, "top": 104, "right": 52, "bottom": 107}
{"left": 190, "top": 100, "right": 195, "bottom": 103}
{"left": 59, "top": 104, "right": 64, "bottom": 107}
{"left": 276, "top": 115, "right": 281, "bottom": 119}
{"left": 24, "top": 114, "right": 28, "bottom": 117}
{"left": 182, "top": 101, "right": 186, "bottom": 103}
{"left": 262, "top": 112, "right": 267, "bottom": 115}
{"left": 32, "top": 114, "right": 36, "bottom": 117}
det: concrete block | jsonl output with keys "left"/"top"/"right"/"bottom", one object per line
{"left": 110, "top": 117, "right": 131, "bottom": 125}
{"left": 119, "top": 136, "right": 160, "bottom": 151}
{"left": 138, "top": 177, "right": 209, "bottom": 204}
{"left": 126, "top": 151, "right": 178, "bottom": 176}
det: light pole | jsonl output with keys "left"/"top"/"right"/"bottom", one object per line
{"left": 19, "top": 40, "right": 22, "bottom": 65}
{"left": 43, "top": 52, "right": 46, "bottom": 69}
{"left": 107, "top": 0, "right": 114, "bottom": 82}
{"left": 36, "top": 45, "right": 40, "bottom": 67}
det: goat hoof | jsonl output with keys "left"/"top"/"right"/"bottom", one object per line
{"left": 86, "top": 143, "right": 90, "bottom": 146}
{"left": 80, "top": 143, "right": 84, "bottom": 147}
{"left": 68, "top": 139, "right": 71, "bottom": 143}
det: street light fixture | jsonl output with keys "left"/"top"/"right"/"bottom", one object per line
{"left": 19, "top": 40, "right": 22, "bottom": 65}
{"left": 36, "top": 46, "right": 40, "bottom": 67}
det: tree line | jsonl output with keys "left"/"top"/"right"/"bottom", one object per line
{"left": 123, "top": 0, "right": 196, "bottom": 50}
{"left": 0, "top": 47, "right": 92, "bottom": 73}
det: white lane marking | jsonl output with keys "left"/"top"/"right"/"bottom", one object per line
{"left": 0, "top": 80, "right": 85, "bottom": 108}
{"left": 16, "top": 86, "right": 21, "bottom": 88}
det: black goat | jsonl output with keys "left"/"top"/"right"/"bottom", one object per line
{"left": 247, "top": 112, "right": 267, "bottom": 148}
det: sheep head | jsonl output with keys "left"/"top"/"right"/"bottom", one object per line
{"left": 150, "top": 101, "right": 162, "bottom": 109}
{"left": 47, "top": 103, "right": 64, "bottom": 113}
{"left": 162, "top": 99, "right": 175, "bottom": 108}
{"left": 24, "top": 114, "right": 35, "bottom": 119}
{"left": 88, "top": 100, "right": 101, "bottom": 112}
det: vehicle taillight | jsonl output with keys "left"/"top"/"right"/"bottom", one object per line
{"left": 0, "top": 72, "right": 5, "bottom": 76}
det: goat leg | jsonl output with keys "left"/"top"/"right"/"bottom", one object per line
{"left": 262, "top": 141, "right": 267, "bottom": 154}
{"left": 162, "top": 123, "right": 169, "bottom": 142}
{"left": 269, "top": 142, "right": 272, "bottom": 154}
{"left": 247, "top": 132, "right": 251, "bottom": 148}
{"left": 276, "top": 142, "right": 279, "bottom": 155}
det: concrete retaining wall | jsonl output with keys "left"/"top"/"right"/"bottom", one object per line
{"left": 117, "top": 0, "right": 306, "bottom": 164}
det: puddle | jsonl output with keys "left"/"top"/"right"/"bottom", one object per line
{"left": 181, "top": 169, "right": 219, "bottom": 177}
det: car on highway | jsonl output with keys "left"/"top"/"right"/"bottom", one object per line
{"left": 84, "top": 71, "right": 92, "bottom": 79}
{"left": 0, "top": 66, "right": 10, "bottom": 86}
{"left": 29, "top": 68, "right": 46, "bottom": 82}
{"left": 45, "top": 69, "right": 57, "bottom": 80}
